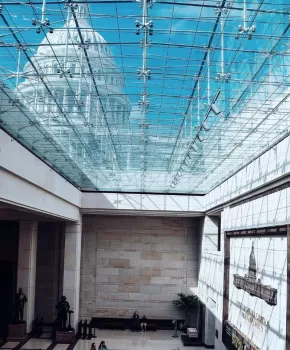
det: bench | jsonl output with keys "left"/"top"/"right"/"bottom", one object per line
{"left": 91, "top": 318, "right": 126, "bottom": 330}
{"left": 90, "top": 317, "right": 184, "bottom": 331}
{"left": 101, "top": 321, "right": 126, "bottom": 330}
{"left": 146, "top": 323, "right": 157, "bottom": 331}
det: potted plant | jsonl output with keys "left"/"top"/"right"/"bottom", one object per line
{"left": 172, "top": 293, "right": 199, "bottom": 328}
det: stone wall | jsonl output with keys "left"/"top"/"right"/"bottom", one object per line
{"left": 80, "top": 215, "right": 202, "bottom": 319}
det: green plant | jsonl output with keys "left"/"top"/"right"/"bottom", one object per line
{"left": 172, "top": 293, "right": 199, "bottom": 326}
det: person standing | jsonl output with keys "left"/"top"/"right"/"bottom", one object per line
{"left": 15, "top": 288, "right": 27, "bottom": 322}
{"left": 90, "top": 343, "right": 97, "bottom": 350}
{"left": 132, "top": 311, "right": 140, "bottom": 332}
{"left": 98, "top": 341, "right": 108, "bottom": 350}
{"left": 140, "top": 315, "right": 148, "bottom": 332}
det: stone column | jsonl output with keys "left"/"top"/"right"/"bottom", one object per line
{"left": 63, "top": 218, "right": 82, "bottom": 330}
{"left": 203, "top": 304, "right": 216, "bottom": 347}
{"left": 17, "top": 221, "right": 38, "bottom": 333}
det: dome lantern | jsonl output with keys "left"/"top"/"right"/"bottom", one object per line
{"left": 74, "top": 1, "right": 89, "bottom": 19}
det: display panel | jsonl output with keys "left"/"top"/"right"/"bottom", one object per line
{"left": 228, "top": 236, "right": 287, "bottom": 349}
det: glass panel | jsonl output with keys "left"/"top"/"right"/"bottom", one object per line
{"left": 0, "top": 0, "right": 289, "bottom": 193}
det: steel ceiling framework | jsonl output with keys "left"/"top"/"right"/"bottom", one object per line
{"left": 0, "top": 0, "right": 290, "bottom": 194}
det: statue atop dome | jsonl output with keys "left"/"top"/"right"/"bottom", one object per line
{"left": 74, "top": 1, "right": 89, "bottom": 19}
{"left": 248, "top": 242, "right": 256, "bottom": 280}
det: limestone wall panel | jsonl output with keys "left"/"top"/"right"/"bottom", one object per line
{"left": 80, "top": 216, "right": 201, "bottom": 318}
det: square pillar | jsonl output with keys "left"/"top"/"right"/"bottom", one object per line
{"left": 17, "top": 221, "right": 38, "bottom": 333}
{"left": 63, "top": 219, "right": 82, "bottom": 330}
{"left": 202, "top": 215, "right": 220, "bottom": 252}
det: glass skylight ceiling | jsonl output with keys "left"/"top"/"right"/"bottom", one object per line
{"left": 0, "top": 0, "right": 290, "bottom": 194}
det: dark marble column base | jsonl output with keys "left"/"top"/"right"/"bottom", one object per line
{"left": 55, "top": 329, "right": 75, "bottom": 343}
{"left": 7, "top": 322, "right": 28, "bottom": 341}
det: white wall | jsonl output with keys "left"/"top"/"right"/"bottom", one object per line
{"left": 207, "top": 135, "right": 290, "bottom": 210}
{"left": 81, "top": 192, "right": 206, "bottom": 213}
{"left": 0, "top": 129, "right": 80, "bottom": 207}
{"left": 0, "top": 129, "right": 81, "bottom": 221}
{"left": 197, "top": 208, "right": 228, "bottom": 350}
{"left": 196, "top": 133, "right": 290, "bottom": 348}
{"left": 202, "top": 215, "right": 219, "bottom": 251}
{"left": 224, "top": 189, "right": 289, "bottom": 230}
{"left": 0, "top": 168, "right": 80, "bottom": 221}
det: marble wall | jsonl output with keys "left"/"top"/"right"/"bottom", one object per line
{"left": 80, "top": 216, "right": 202, "bottom": 319}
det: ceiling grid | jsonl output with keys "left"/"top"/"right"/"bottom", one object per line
{"left": 0, "top": 0, "right": 289, "bottom": 194}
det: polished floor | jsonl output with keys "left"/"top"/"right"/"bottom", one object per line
{"left": 20, "top": 339, "right": 52, "bottom": 349}
{"left": 0, "top": 342, "right": 19, "bottom": 349}
{"left": 75, "top": 330, "right": 207, "bottom": 350}
{"left": 54, "top": 344, "right": 71, "bottom": 350}
{"left": 1, "top": 330, "right": 207, "bottom": 350}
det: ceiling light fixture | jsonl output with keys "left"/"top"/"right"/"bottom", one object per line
{"left": 211, "top": 102, "right": 221, "bottom": 115}
{"left": 197, "top": 134, "right": 205, "bottom": 142}
{"left": 202, "top": 120, "right": 210, "bottom": 131}
{"left": 191, "top": 143, "right": 198, "bottom": 152}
